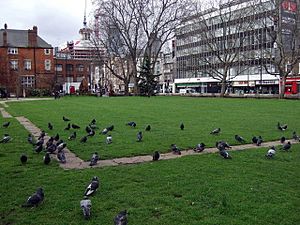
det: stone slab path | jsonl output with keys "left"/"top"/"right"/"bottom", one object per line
{"left": 1, "top": 104, "right": 298, "bottom": 170}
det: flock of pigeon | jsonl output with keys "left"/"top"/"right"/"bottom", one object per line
{"left": 1, "top": 117, "right": 299, "bottom": 223}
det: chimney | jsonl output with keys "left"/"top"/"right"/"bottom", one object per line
{"left": 3, "top": 31, "right": 7, "bottom": 46}
{"left": 28, "top": 26, "right": 38, "bottom": 47}
{"left": 4, "top": 23, "right": 7, "bottom": 29}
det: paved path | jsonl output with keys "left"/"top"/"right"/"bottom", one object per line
{"left": 1, "top": 105, "right": 298, "bottom": 170}
{"left": 0, "top": 107, "right": 13, "bottom": 118}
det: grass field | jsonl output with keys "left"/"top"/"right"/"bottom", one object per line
{"left": 3, "top": 96, "right": 300, "bottom": 160}
{"left": 1, "top": 96, "right": 300, "bottom": 225}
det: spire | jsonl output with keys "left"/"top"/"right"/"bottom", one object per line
{"left": 83, "top": 0, "right": 87, "bottom": 27}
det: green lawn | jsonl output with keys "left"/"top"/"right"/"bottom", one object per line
{"left": 0, "top": 96, "right": 300, "bottom": 225}
{"left": 3, "top": 96, "right": 300, "bottom": 160}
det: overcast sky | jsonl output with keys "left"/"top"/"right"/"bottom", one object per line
{"left": 0, "top": 0, "right": 93, "bottom": 47}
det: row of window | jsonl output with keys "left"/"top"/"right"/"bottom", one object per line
{"left": 55, "top": 64, "right": 88, "bottom": 72}
{"left": 9, "top": 59, "right": 51, "bottom": 71}
{"left": 7, "top": 48, "right": 51, "bottom": 55}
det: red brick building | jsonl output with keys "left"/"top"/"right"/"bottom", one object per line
{"left": 0, "top": 24, "right": 54, "bottom": 97}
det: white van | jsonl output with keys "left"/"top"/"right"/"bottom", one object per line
{"left": 179, "top": 88, "right": 196, "bottom": 94}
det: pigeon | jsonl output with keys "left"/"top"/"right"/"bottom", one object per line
{"left": 3, "top": 121, "right": 10, "bottom": 128}
{"left": 57, "top": 142, "right": 67, "bottom": 152}
{"left": 106, "top": 135, "right": 112, "bottom": 144}
{"left": 235, "top": 134, "right": 246, "bottom": 143}
{"left": 64, "top": 123, "right": 71, "bottom": 130}
{"left": 54, "top": 133, "right": 60, "bottom": 142}
{"left": 27, "top": 134, "right": 35, "bottom": 145}
{"left": 252, "top": 136, "right": 258, "bottom": 144}
{"left": 210, "top": 128, "right": 220, "bottom": 135}
{"left": 63, "top": 116, "right": 70, "bottom": 122}
{"left": 277, "top": 122, "right": 288, "bottom": 131}
{"left": 265, "top": 146, "right": 276, "bottom": 158}
{"left": 136, "top": 131, "right": 143, "bottom": 142}
{"left": 20, "top": 153, "right": 28, "bottom": 164}
{"left": 35, "top": 137, "right": 44, "bottom": 147}
{"left": 292, "top": 131, "right": 299, "bottom": 141}
{"left": 114, "top": 210, "right": 128, "bottom": 225}
{"left": 46, "top": 137, "right": 54, "bottom": 148}
{"left": 22, "top": 187, "right": 44, "bottom": 207}
{"left": 46, "top": 143, "right": 57, "bottom": 154}
{"left": 57, "top": 150, "right": 66, "bottom": 163}
{"left": 89, "top": 152, "right": 99, "bottom": 166}
{"left": 171, "top": 144, "right": 181, "bottom": 155}
{"left": 256, "top": 136, "right": 263, "bottom": 146}
{"left": 0, "top": 134, "right": 11, "bottom": 143}
{"left": 280, "top": 136, "right": 286, "bottom": 143}
{"left": 38, "top": 130, "right": 45, "bottom": 140}
{"left": 219, "top": 150, "right": 232, "bottom": 159}
{"left": 89, "top": 124, "right": 98, "bottom": 130}
{"left": 281, "top": 141, "right": 291, "bottom": 151}
{"left": 194, "top": 143, "right": 205, "bottom": 152}
{"left": 84, "top": 176, "right": 99, "bottom": 196}
{"left": 107, "top": 125, "right": 114, "bottom": 131}
{"left": 80, "top": 197, "right": 92, "bottom": 220}
{"left": 216, "top": 140, "right": 231, "bottom": 151}
{"left": 80, "top": 136, "right": 88, "bottom": 143}
{"left": 180, "top": 122, "right": 184, "bottom": 130}
{"left": 88, "top": 130, "right": 95, "bottom": 137}
{"left": 86, "top": 126, "right": 92, "bottom": 134}
{"left": 43, "top": 152, "right": 51, "bottom": 165}
{"left": 145, "top": 125, "right": 151, "bottom": 131}
{"left": 34, "top": 144, "right": 43, "bottom": 153}
{"left": 68, "top": 132, "right": 76, "bottom": 140}
{"left": 48, "top": 122, "right": 53, "bottom": 130}
{"left": 101, "top": 128, "right": 109, "bottom": 135}
{"left": 90, "top": 119, "right": 96, "bottom": 125}
{"left": 153, "top": 151, "right": 160, "bottom": 161}
{"left": 72, "top": 124, "right": 80, "bottom": 129}
{"left": 126, "top": 121, "right": 136, "bottom": 128}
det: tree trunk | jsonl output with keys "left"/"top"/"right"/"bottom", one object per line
{"left": 124, "top": 79, "right": 129, "bottom": 96}
{"left": 279, "top": 76, "right": 286, "bottom": 99}
{"left": 220, "top": 79, "right": 227, "bottom": 97}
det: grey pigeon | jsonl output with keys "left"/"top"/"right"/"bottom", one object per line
{"left": 114, "top": 210, "right": 128, "bottom": 225}
{"left": 194, "top": 143, "right": 205, "bottom": 152}
{"left": 22, "top": 188, "right": 44, "bottom": 207}
{"left": 0, "top": 134, "right": 11, "bottom": 143}
{"left": 84, "top": 176, "right": 99, "bottom": 196}
{"left": 107, "top": 125, "right": 114, "bottom": 131}
{"left": 46, "top": 143, "right": 57, "bottom": 154}
{"left": 89, "top": 152, "right": 99, "bottom": 166}
{"left": 64, "top": 123, "right": 71, "bottom": 130}
{"left": 72, "top": 124, "right": 80, "bottom": 129}
{"left": 153, "top": 151, "right": 160, "bottom": 161}
{"left": 86, "top": 126, "right": 92, "bottom": 133}
{"left": 35, "top": 137, "right": 44, "bottom": 147}
{"left": 57, "top": 150, "right": 66, "bottom": 163}
{"left": 80, "top": 197, "right": 92, "bottom": 219}
{"left": 54, "top": 133, "right": 59, "bottom": 142}
{"left": 136, "top": 131, "right": 143, "bottom": 142}
{"left": 210, "top": 128, "right": 220, "bottom": 135}
{"left": 235, "top": 134, "right": 246, "bottom": 143}
{"left": 145, "top": 125, "right": 151, "bottom": 131}
{"left": 256, "top": 136, "right": 263, "bottom": 146}
{"left": 34, "top": 144, "right": 43, "bottom": 153}
{"left": 43, "top": 153, "right": 51, "bottom": 165}
{"left": 252, "top": 136, "right": 258, "bottom": 144}
{"left": 27, "top": 134, "right": 35, "bottom": 145}
{"left": 219, "top": 150, "right": 232, "bottom": 159}
{"left": 106, "top": 135, "right": 112, "bottom": 144}
{"left": 126, "top": 121, "right": 136, "bottom": 128}
{"left": 277, "top": 122, "right": 287, "bottom": 131}
{"left": 38, "top": 130, "right": 45, "bottom": 140}
{"left": 171, "top": 144, "right": 181, "bottom": 155}
{"left": 88, "top": 130, "right": 95, "bottom": 137}
{"left": 20, "top": 153, "right": 28, "bottom": 164}
{"left": 180, "top": 122, "right": 184, "bottom": 130}
{"left": 216, "top": 140, "right": 231, "bottom": 151}
{"left": 90, "top": 119, "right": 96, "bottom": 125}
{"left": 80, "top": 136, "right": 88, "bottom": 143}
{"left": 292, "top": 131, "right": 299, "bottom": 141}
{"left": 281, "top": 141, "right": 291, "bottom": 151}
{"left": 265, "top": 146, "right": 276, "bottom": 158}
{"left": 3, "top": 121, "right": 10, "bottom": 128}
{"left": 280, "top": 136, "right": 286, "bottom": 143}
{"left": 68, "top": 132, "right": 76, "bottom": 140}
{"left": 101, "top": 128, "right": 109, "bottom": 135}
{"left": 63, "top": 116, "right": 70, "bottom": 122}
{"left": 57, "top": 142, "right": 67, "bottom": 152}
{"left": 48, "top": 122, "right": 53, "bottom": 130}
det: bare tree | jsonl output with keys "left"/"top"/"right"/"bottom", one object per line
{"left": 194, "top": 0, "right": 257, "bottom": 96}
{"left": 254, "top": 0, "right": 300, "bottom": 98}
{"left": 92, "top": 0, "right": 194, "bottom": 95}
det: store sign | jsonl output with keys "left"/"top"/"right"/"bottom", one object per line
{"left": 256, "top": 80, "right": 278, "bottom": 85}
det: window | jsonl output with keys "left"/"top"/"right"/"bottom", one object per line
{"left": 10, "top": 60, "right": 18, "bottom": 70}
{"left": 21, "top": 76, "right": 35, "bottom": 87}
{"left": 55, "top": 64, "right": 63, "bottom": 72}
{"left": 8, "top": 48, "right": 18, "bottom": 54}
{"left": 76, "top": 64, "right": 84, "bottom": 72}
{"left": 24, "top": 60, "right": 32, "bottom": 70}
{"left": 45, "top": 59, "right": 51, "bottom": 71}
{"left": 44, "top": 49, "right": 51, "bottom": 55}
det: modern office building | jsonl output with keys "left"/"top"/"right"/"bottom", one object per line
{"left": 175, "top": 0, "right": 300, "bottom": 94}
